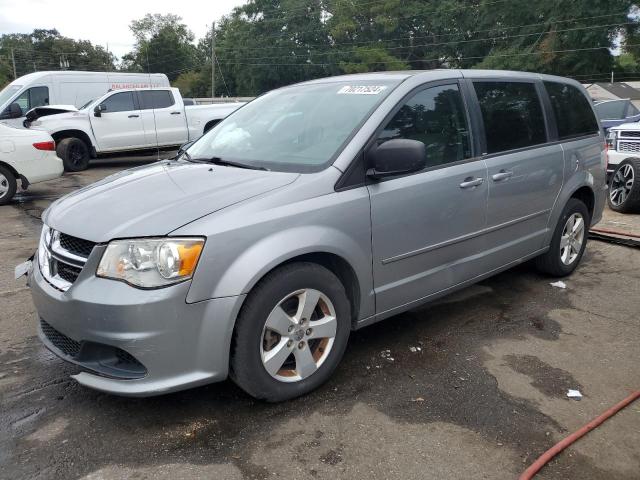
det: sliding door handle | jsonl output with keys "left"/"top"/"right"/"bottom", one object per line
{"left": 459, "top": 177, "right": 484, "bottom": 189}
{"left": 170, "top": 111, "right": 181, "bottom": 115}
{"left": 492, "top": 170, "right": 513, "bottom": 181}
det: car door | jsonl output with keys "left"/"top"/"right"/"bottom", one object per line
{"left": 91, "top": 91, "right": 145, "bottom": 151}
{"left": 367, "top": 82, "right": 489, "bottom": 314}
{"left": 139, "top": 90, "right": 188, "bottom": 146}
{"left": 469, "top": 80, "right": 564, "bottom": 267}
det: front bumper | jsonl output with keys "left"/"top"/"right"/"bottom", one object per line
{"left": 29, "top": 248, "right": 245, "bottom": 396}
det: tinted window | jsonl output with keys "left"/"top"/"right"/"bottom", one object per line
{"left": 377, "top": 84, "right": 471, "bottom": 168}
{"left": 102, "top": 92, "right": 136, "bottom": 113}
{"left": 474, "top": 81, "right": 546, "bottom": 154}
{"left": 139, "top": 90, "right": 175, "bottom": 110}
{"left": 544, "top": 82, "right": 599, "bottom": 139}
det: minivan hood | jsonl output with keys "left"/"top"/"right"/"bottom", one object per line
{"left": 43, "top": 161, "right": 299, "bottom": 242}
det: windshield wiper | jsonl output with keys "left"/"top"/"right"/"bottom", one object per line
{"left": 191, "top": 156, "right": 268, "bottom": 171}
{"left": 180, "top": 152, "right": 267, "bottom": 170}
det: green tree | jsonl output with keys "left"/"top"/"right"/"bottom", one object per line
{"left": 0, "top": 29, "right": 115, "bottom": 80}
{"left": 122, "top": 14, "right": 199, "bottom": 81}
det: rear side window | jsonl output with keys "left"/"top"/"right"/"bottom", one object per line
{"left": 544, "top": 82, "right": 599, "bottom": 139}
{"left": 102, "top": 92, "right": 136, "bottom": 113}
{"left": 139, "top": 90, "right": 175, "bottom": 110}
{"left": 473, "top": 81, "right": 546, "bottom": 154}
{"left": 377, "top": 84, "right": 472, "bottom": 168}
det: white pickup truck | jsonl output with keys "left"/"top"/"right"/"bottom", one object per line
{"left": 26, "top": 87, "right": 244, "bottom": 171}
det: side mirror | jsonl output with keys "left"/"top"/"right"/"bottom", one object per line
{"left": 366, "top": 139, "right": 427, "bottom": 180}
{"left": 0, "top": 102, "right": 23, "bottom": 120}
{"left": 94, "top": 104, "right": 106, "bottom": 117}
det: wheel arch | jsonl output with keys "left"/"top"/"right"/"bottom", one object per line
{"left": 545, "top": 174, "right": 600, "bottom": 246}
{"left": 51, "top": 130, "right": 96, "bottom": 157}
{"left": 570, "top": 185, "right": 595, "bottom": 220}
{"left": 0, "top": 160, "right": 19, "bottom": 179}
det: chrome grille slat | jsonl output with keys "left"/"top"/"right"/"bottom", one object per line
{"left": 39, "top": 227, "right": 92, "bottom": 292}
{"left": 618, "top": 141, "right": 640, "bottom": 153}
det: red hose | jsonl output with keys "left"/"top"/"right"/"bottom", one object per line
{"left": 519, "top": 390, "right": 640, "bottom": 480}
{"left": 590, "top": 227, "right": 640, "bottom": 239}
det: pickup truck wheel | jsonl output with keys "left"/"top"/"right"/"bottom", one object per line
{"left": 535, "top": 198, "right": 590, "bottom": 277}
{"left": 230, "top": 262, "right": 351, "bottom": 402}
{"left": 0, "top": 165, "right": 17, "bottom": 205}
{"left": 57, "top": 137, "right": 90, "bottom": 172}
{"left": 607, "top": 158, "right": 640, "bottom": 213}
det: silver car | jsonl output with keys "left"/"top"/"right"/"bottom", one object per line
{"left": 25, "top": 70, "right": 606, "bottom": 401}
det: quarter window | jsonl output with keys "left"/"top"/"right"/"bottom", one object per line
{"left": 101, "top": 92, "right": 136, "bottom": 113}
{"left": 139, "top": 90, "right": 175, "bottom": 110}
{"left": 544, "top": 82, "right": 600, "bottom": 139}
{"left": 377, "top": 84, "right": 472, "bottom": 168}
{"left": 473, "top": 81, "right": 546, "bottom": 154}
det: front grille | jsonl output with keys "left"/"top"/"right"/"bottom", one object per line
{"left": 57, "top": 262, "right": 82, "bottom": 283}
{"left": 59, "top": 233, "right": 96, "bottom": 258}
{"left": 620, "top": 130, "right": 640, "bottom": 138}
{"left": 40, "top": 318, "right": 81, "bottom": 357}
{"left": 618, "top": 141, "right": 640, "bottom": 153}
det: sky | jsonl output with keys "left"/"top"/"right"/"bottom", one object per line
{"left": 0, "top": 0, "right": 246, "bottom": 59}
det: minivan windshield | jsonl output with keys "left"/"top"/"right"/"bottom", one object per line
{"left": 185, "top": 81, "right": 397, "bottom": 172}
{"left": 0, "top": 85, "right": 22, "bottom": 108}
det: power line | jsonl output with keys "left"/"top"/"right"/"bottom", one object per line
{"left": 213, "top": 21, "right": 633, "bottom": 62}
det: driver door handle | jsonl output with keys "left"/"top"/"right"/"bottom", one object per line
{"left": 459, "top": 177, "right": 484, "bottom": 189}
{"left": 128, "top": 114, "right": 139, "bottom": 118}
{"left": 170, "top": 111, "right": 181, "bottom": 115}
{"left": 492, "top": 170, "right": 513, "bottom": 181}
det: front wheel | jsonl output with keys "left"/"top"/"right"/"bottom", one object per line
{"left": 535, "top": 198, "right": 589, "bottom": 277}
{"left": 0, "top": 165, "right": 17, "bottom": 205}
{"left": 230, "top": 262, "right": 351, "bottom": 402}
{"left": 607, "top": 158, "right": 640, "bottom": 213}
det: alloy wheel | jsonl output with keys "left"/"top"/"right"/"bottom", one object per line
{"left": 609, "top": 163, "right": 635, "bottom": 207}
{"left": 560, "top": 213, "right": 585, "bottom": 265}
{"left": 0, "top": 173, "right": 8, "bottom": 199}
{"left": 260, "top": 288, "right": 337, "bottom": 382}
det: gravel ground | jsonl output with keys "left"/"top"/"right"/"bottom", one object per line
{"left": 1, "top": 155, "right": 639, "bottom": 480}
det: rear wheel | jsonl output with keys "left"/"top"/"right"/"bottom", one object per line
{"left": 56, "top": 137, "right": 90, "bottom": 172}
{"left": 607, "top": 158, "right": 640, "bottom": 213}
{"left": 0, "top": 165, "right": 17, "bottom": 206}
{"left": 535, "top": 198, "right": 589, "bottom": 277}
{"left": 230, "top": 262, "right": 351, "bottom": 402}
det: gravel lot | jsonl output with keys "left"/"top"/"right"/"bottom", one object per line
{"left": 1, "top": 155, "right": 639, "bottom": 480}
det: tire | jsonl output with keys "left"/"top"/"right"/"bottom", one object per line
{"left": 0, "top": 165, "right": 17, "bottom": 206}
{"left": 230, "top": 262, "right": 351, "bottom": 402}
{"left": 56, "top": 137, "right": 90, "bottom": 172}
{"left": 607, "top": 158, "right": 640, "bottom": 213}
{"left": 535, "top": 198, "right": 590, "bottom": 277}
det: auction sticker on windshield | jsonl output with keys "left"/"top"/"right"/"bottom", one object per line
{"left": 337, "top": 85, "right": 388, "bottom": 95}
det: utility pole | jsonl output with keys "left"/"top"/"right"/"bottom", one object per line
{"left": 11, "top": 48, "right": 17, "bottom": 79}
{"left": 211, "top": 21, "right": 216, "bottom": 100}
{"left": 611, "top": 71, "right": 614, "bottom": 84}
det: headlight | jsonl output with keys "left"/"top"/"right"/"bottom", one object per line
{"left": 606, "top": 131, "right": 617, "bottom": 148}
{"left": 97, "top": 237, "right": 205, "bottom": 288}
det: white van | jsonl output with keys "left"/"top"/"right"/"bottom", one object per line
{"left": 0, "top": 71, "right": 170, "bottom": 127}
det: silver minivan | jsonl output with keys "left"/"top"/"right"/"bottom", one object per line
{"left": 24, "top": 70, "right": 606, "bottom": 401}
